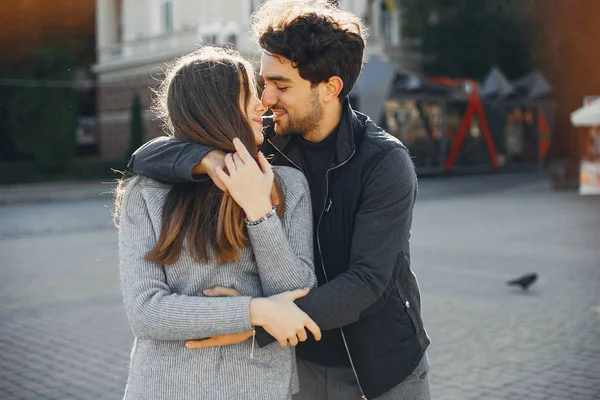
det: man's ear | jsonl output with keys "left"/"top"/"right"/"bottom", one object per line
{"left": 322, "top": 76, "right": 344, "bottom": 103}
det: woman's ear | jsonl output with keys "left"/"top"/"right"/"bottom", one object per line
{"left": 322, "top": 76, "right": 344, "bottom": 103}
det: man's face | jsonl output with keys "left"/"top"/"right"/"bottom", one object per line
{"left": 260, "top": 52, "right": 323, "bottom": 137}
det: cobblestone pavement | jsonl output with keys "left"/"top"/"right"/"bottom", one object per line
{"left": 0, "top": 174, "right": 599, "bottom": 400}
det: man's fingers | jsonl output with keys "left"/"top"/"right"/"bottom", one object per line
{"left": 185, "top": 331, "right": 252, "bottom": 349}
{"left": 185, "top": 339, "right": 213, "bottom": 349}
{"left": 277, "top": 339, "right": 288, "bottom": 347}
{"left": 288, "top": 335, "right": 298, "bottom": 347}
{"left": 296, "top": 328, "right": 308, "bottom": 342}
{"left": 203, "top": 286, "right": 242, "bottom": 297}
{"left": 304, "top": 318, "right": 322, "bottom": 341}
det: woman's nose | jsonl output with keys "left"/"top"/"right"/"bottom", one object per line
{"left": 255, "top": 98, "right": 267, "bottom": 114}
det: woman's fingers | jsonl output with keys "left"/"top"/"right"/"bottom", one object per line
{"left": 214, "top": 166, "right": 231, "bottom": 186}
{"left": 232, "top": 138, "right": 260, "bottom": 170}
{"left": 257, "top": 151, "right": 274, "bottom": 177}
{"left": 232, "top": 152, "right": 245, "bottom": 170}
{"left": 224, "top": 153, "right": 236, "bottom": 175}
{"left": 232, "top": 137, "right": 250, "bottom": 158}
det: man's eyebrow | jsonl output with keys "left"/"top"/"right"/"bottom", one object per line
{"left": 263, "top": 75, "right": 293, "bottom": 83}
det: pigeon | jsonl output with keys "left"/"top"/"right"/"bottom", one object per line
{"left": 506, "top": 273, "right": 538, "bottom": 291}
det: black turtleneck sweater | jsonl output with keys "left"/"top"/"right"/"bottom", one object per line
{"left": 295, "top": 127, "right": 351, "bottom": 368}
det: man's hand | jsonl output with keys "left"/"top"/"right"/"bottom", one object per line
{"left": 250, "top": 289, "right": 321, "bottom": 347}
{"left": 194, "top": 286, "right": 321, "bottom": 348}
{"left": 184, "top": 286, "right": 245, "bottom": 349}
{"left": 192, "top": 149, "right": 227, "bottom": 191}
{"left": 202, "top": 286, "right": 241, "bottom": 297}
{"left": 186, "top": 331, "right": 253, "bottom": 349}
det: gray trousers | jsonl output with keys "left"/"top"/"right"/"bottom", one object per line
{"left": 293, "top": 353, "right": 430, "bottom": 400}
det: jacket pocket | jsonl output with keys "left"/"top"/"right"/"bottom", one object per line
{"left": 393, "top": 253, "right": 420, "bottom": 334}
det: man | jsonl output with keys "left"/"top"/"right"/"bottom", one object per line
{"left": 128, "top": 0, "right": 430, "bottom": 398}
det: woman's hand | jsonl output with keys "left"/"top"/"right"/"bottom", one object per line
{"left": 215, "top": 138, "right": 274, "bottom": 221}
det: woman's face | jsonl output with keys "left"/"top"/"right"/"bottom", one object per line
{"left": 241, "top": 86, "right": 267, "bottom": 146}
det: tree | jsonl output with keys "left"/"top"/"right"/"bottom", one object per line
{"left": 403, "top": 0, "right": 536, "bottom": 80}
{"left": 128, "top": 94, "right": 145, "bottom": 161}
{"left": 6, "top": 44, "right": 79, "bottom": 172}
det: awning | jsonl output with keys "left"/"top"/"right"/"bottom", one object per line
{"left": 351, "top": 55, "right": 396, "bottom": 123}
{"left": 570, "top": 99, "right": 600, "bottom": 127}
{"left": 481, "top": 66, "right": 514, "bottom": 99}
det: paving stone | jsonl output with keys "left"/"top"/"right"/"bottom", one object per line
{"left": 1, "top": 176, "right": 599, "bottom": 398}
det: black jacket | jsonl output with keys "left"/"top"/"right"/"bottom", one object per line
{"left": 129, "top": 99, "right": 430, "bottom": 399}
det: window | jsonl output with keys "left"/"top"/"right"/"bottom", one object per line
{"left": 250, "top": 0, "right": 261, "bottom": 14}
{"left": 379, "top": 1, "right": 393, "bottom": 44}
{"left": 116, "top": 0, "right": 123, "bottom": 41}
{"left": 161, "top": 0, "right": 173, "bottom": 34}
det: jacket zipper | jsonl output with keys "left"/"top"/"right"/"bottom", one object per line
{"left": 268, "top": 139, "right": 367, "bottom": 399}
{"left": 266, "top": 138, "right": 302, "bottom": 171}
{"left": 317, "top": 151, "right": 368, "bottom": 400}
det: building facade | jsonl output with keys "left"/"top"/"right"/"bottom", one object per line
{"left": 93, "top": 0, "right": 412, "bottom": 160}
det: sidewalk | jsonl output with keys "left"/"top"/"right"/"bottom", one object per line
{"left": 0, "top": 180, "right": 115, "bottom": 205}
{"left": 0, "top": 172, "right": 553, "bottom": 206}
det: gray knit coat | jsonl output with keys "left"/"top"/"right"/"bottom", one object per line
{"left": 118, "top": 166, "right": 316, "bottom": 400}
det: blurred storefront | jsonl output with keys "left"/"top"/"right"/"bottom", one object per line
{"left": 570, "top": 97, "right": 600, "bottom": 195}
{"left": 351, "top": 57, "right": 555, "bottom": 175}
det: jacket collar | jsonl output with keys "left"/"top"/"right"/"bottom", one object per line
{"left": 264, "top": 97, "right": 359, "bottom": 167}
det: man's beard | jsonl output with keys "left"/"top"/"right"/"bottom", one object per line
{"left": 275, "top": 89, "right": 323, "bottom": 137}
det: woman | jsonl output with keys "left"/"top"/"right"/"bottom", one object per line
{"left": 115, "top": 47, "right": 318, "bottom": 400}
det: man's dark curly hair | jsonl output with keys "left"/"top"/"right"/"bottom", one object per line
{"left": 251, "top": 0, "right": 367, "bottom": 99}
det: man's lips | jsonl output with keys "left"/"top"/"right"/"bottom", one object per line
{"left": 272, "top": 110, "right": 286, "bottom": 121}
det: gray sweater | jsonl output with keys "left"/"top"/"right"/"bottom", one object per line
{"left": 118, "top": 166, "right": 316, "bottom": 400}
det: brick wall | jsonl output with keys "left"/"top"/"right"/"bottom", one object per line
{"left": 97, "top": 77, "right": 164, "bottom": 161}
{"left": 533, "top": 0, "right": 600, "bottom": 159}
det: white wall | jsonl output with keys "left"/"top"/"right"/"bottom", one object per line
{"left": 95, "top": 0, "right": 391, "bottom": 73}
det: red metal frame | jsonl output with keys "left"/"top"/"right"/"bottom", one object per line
{"left": 538, "top": 109, "right": 550, "bottom": 161}
{"left": 431, "top": 78, "right": 500, "bottom": 171}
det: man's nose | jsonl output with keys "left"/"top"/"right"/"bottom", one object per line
{"left": 261, "top": 87, "right": 276, "bottom": 108}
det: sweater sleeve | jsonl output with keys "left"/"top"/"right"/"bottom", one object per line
{"left": 127, "top": 136, "right": 214, "bottom": 183}
{"left": 118, "top": 178, "right": 253, "bottom": 340}
{"left": 247, "top": 168, "right": 316, "bottom": 296}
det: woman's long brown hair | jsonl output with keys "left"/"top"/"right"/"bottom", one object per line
{"left": 116, "top": 47, "right": 285, "bottom": 265}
